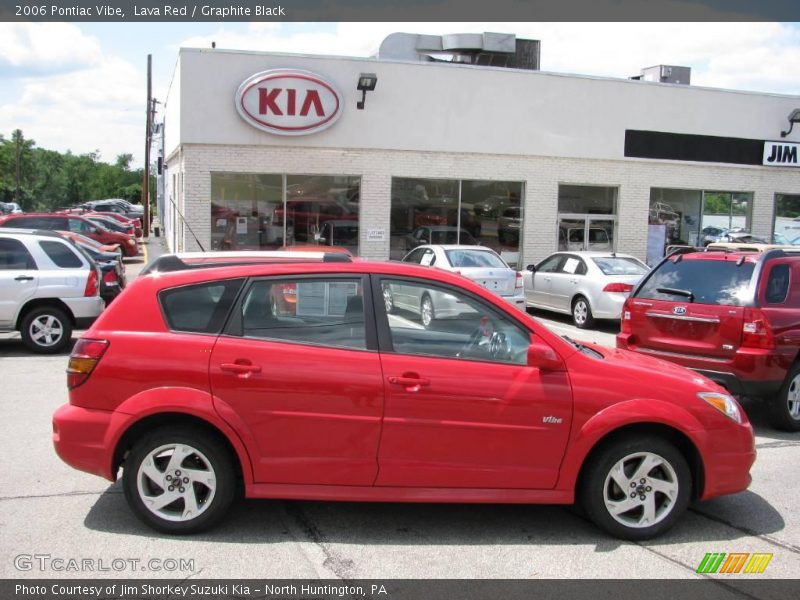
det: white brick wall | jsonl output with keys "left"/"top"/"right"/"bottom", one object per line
{"left": 165, "top": 144, "right": 800, "bottom": 265}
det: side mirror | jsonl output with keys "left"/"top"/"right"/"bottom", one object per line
{"left": 527, "top": 338, "right": 565, "bottom": 371}
{"left": 526, "top": 264, "right": 536, "bottom": 273}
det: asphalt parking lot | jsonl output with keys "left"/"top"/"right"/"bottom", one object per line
{"left": 1, "top": 241, "right": 799, "bottom": 586}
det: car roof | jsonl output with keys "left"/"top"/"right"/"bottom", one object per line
{"left": 0, "top": 227, "right": 68, "bottom": 239}
{"left": 705, "top": 243, "right": 798, "bottom": 253}
{"left": 548, "top": 251, "right": 641, "bottom": 259}
{"left": 419, "top": 244, "right": 499, "bottom": 252}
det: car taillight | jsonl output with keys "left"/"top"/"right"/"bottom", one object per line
{"left": 620, "top": 298, "right": 633, "bottom": 333}
{"left": 84, "top": 269, "right": 98, "bottom": 297}
{"left": 603, "top": 282, "right": 634, "bottom": 293}
{"left": 67, "top": 338, "right": 109, "bottom": 389}
{"left": 514, "top": 272, "right": 524, "bottom": 294}
{"left": 742, "top": 308, "right": 774, "bottom": 349}
{"left": 102, "top": 269, "right": 118, "bottom": 284}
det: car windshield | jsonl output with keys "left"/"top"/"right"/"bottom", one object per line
{"left": 445, "top": 249, "right": 506, "bottom": 268}
{"left": 592, "top": 257, "right": 648, "bottom": 276}
{"left": 636, "top": 258, "right": 755, "bottom": 306}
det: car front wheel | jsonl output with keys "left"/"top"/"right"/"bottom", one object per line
{"left": 20, "top": 306, "right": 72, "bottom": 353}
{"left": 769, "top": 363, "right": 800, "bottom": 432}
{"left": 123, "top": 427, "right": 236, "bottom": 534}
{"left": 420, "top": 294, "right": 435, "bottom": 328}
{"left": 579, "top": 436, "right": 691, "bottom": 540}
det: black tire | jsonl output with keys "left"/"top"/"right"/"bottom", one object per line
{"left": 579, "top": 435, "right": 691, "bottom": 541}
{"left": 20, "top": 305, "right": 73, "bottom": 354}
{"left": 768, "top": 363, "right": 800, "bottom": 432}
{"left": 572, "top": 296, "right": 595, "bottom": 329}
{"left": 123, "top": 426, "right": 236, "bottom": 534}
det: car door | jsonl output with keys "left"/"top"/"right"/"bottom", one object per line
{"left": 0, "top": 238, "right": 38, "bottom": 327}
{"left": 527, "top": 254, "right": 565, "bottom": 309}
{"left": 373, "top": 277, "right": 573, "bottom": 489}
{"left": 209, "top": 274, "right": 384, "bottom": 486}
{"left": 549, "top": 254, "right": 587, "bottom": 311}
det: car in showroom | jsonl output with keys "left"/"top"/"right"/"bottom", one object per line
{"left": 618, "top": 246, "right": 800, "bottom": 431}
{"left": 0, "top": 229, "right": 104, "bottom": 352}
{"left": 398, "top": 244, "right": 525, "bottom": 318}
{"left": 53, "top": 251, "right": 754, "bottom": 540}
{"left": 523, "top": 251, "right": 649, "bottom": 328}
{"left": 403, "top": 226, "right": 478, "bottom": 251}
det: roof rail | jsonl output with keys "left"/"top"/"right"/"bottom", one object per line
{"left": 141, "top": 251, "right": 353, "bottom": 275}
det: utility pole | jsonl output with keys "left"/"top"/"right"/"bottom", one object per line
{"left": 142, "top": 54, "right": 152, "bottom": 237}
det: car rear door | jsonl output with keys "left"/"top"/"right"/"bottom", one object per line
{"left": 373, "top": 276, "right": 572, "bottom": 489}
{"left": 756, "top": 258, "right": 800, "bottom": 363}
{"left": 627, "top": 256, "right": 753, "bottom": 360}
{"left": 0, "top": 238, "right": 38, "bottom": 327}
{"left": 209, "top": 274, "right": 384, "bottom": 486}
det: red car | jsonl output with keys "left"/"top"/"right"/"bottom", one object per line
{"left": 0, "top": 213, "right": 139, "bottom": 257}
{"left": 618, "top": 247, "right": 800, "bottom": 431}
{"left": 53, "top": 252, "right": 754, "bottom": 539}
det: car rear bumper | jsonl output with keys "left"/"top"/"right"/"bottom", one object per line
{"left": 52, "top": 403, "right": 116, "bottom": 481}
{"left": 591, "top": 293, "right": 627, "bottom": 319}
{"left": 501, "top": 293, "right": 527, "bottom": 312}
{"left": 617, "top": 334, "right": 785, "bottom": 398}
{"left": 63, "top": 296, "right": 105, "bottom": 321}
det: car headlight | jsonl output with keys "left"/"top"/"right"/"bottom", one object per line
{"left": 697, "top": 391, "right": 743, "bottom": 423}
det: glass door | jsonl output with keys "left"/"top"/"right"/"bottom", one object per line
{"left": 557, "top": 215, "right": 616, "bottom": 252}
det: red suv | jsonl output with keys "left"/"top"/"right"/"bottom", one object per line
{"left": 618, "top": 247, "right": 800, "bottom": 431}
{"left": 53, "top": 252, "right": 755, "bottom": 539}
{"left": 0, "top": 213, "right": 139, "bottom": 257}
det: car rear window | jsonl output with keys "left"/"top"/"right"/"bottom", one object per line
{"left": 39, "top": 241, "right": 83, "bottom": 268}
{"left": 635, "top": 258, "right": 755, "bottom": 306}
{"left": 159, "top": 279, "right": 244, "bottom": 334}
{"left": 592, "top": 257, "right": 648, "bottom": 276}
{"left": 445, "top": 249, "right": 506, "bottom": 268}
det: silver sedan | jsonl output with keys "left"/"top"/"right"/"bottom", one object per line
{"left": 522, "top": 251, "right": 649, "bottom": 329}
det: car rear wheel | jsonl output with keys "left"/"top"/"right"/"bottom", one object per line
{"left": 420, "top": 294, "right": 435, "bottom": 328}
{"left": 572, "top": 296, "right": 595, "bottom": 329}
{"left": 579, "top": 436, "right": 691, "bottom": 540}
{"left": 769, "top": 363, "right": 800, "bottom": 432}
{"left": 383, "top": 286, "right": 394, "bottom": 314}
{"left": 123, "top": 427, "right": 236, "bottom": 534}
{"left": 20, "top": 306, "right": 72, "bottom": 354}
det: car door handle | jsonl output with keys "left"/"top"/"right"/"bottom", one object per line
{"left": 220, "top": 362, "right": 262, "bottom": 376}
{"left": 388, "top": 375, "right": 430, "bottom": 392}
{"left": 14, "top": 275, "right": 34, "bottom": 282}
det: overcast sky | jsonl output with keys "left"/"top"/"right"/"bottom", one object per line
{"left": 0, "top": 21, "right": 798, "bottom": 167}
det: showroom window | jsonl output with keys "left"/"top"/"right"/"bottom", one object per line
{"left": 210, "top": 173, "right": 361, "bottom": 255}
{"left": 773, "top": 194, "right": 800, "bottom": 244}
{"left": 557, "top": 185, "right": 617, "bottom": 252}
{"left": 647, "top": 189, "right": 753, "bottom": 265}
{"left": 389, "top": 177, "right": 524, "bottom": 266}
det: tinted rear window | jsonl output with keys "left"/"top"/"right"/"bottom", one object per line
{"left": 159, "top": 279, "right": 244, "bottom": 334}
{"left": 39, "top": 241, "right": 83, "bottom": 268}
{"left": 636, "top": 259, "right": 755, "bottom": 306}
{"left": 592, "top": 257, "right": 648, "bottom": 276}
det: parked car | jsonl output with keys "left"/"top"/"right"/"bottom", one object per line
{"left": 399, "top": 245, "right": 525, "bottom": 316}
{"left": 414, "top": 208, "right": 482, "bottom": 239}
{"left": 89, "top": 211, "right": 143, "bottom": 237}
{"left": 497, "top": 206, "right": 522, "bottom": 245}
{"left": 0, "top": 213, "right": 140, "bottom": 257}
{"left": 85, "top": 214, "right": 136, "bottom": 237}
{"left": 700, "top": 226, "right": 729, "bottom": 246}
{"left": 53, "top": 251, "right": 754, "bottom": 539}
{"left": 57, "top": 231, "right": 127, "bottom": 294}
{"left": 404, "top": 226, "right": 477, "bottom": 251}
{"left": 1, "top": 202, "right": 23, "bottom": 214}
{"left": 0, "top": 229, "right": 104, "bottom": 352}
{"left": 84, "top": 199, "right": 143, "bottom": 219}
{"left": 524, "top": 251, "right": 649, "bottom": 328}
{"left": 618, "top": 247, "right": 800, "bottom": 431}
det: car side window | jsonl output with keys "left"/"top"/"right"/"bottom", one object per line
{"left": 159, "top": 279, "right": 244, "bottom": 334}
{"left": 380, "top": 279, "right": 529, "bottom": 365}
{"left": 68, "top": 219, "right": 90, "bottom": 233}
{"left": 420, "top": 249, "right": 436, "bottom": 266}
{"left": 241, "top": 278, "right": 366, "bottom": 350}
{"left": 561, "top": 256, "right": 587, "bottom": 275}
{"left": 39, "top": 241, "right": 83, "bottom": 269}
{"left": 537, "top": 255, "right": 565, "bottom": 273}
{"left": 765, "top": 264, "right": 790, "bottom": 305}
{"left": 0, "top": 238, "right": 37, "bottom": 270}
{"left": 403, "top": 248, "right": 425, "bottom": 264}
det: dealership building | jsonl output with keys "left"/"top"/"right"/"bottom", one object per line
{"left": 160, "top": 33, "right": 800, "bottom": 266}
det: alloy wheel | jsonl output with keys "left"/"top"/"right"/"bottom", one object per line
{"left": 787, "top": 373, "right": 800, "bottom": 421}
{"left": 29, "top": 314, "right": 64, "bottom": 348}
{"left": 602, "top": 451, "right": 679, "bottom": 529}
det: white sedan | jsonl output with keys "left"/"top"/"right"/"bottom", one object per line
{"left": 522, "top": 251, "right": 649, "bottom": 329}
{"left": 394, "top": 245, "right": 526, "bottom": 327}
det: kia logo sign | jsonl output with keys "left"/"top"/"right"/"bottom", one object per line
{"left": 236, "top": 69, "right": 343, "bottom": 136}
{"left": 673, "top": 306, "right": 687, "bottom": 315}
